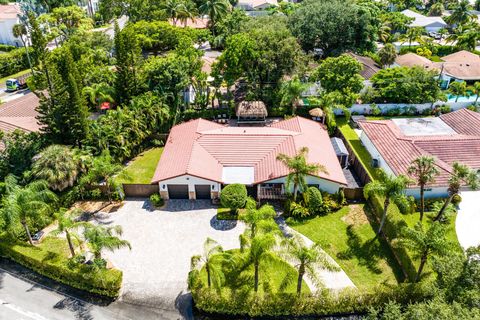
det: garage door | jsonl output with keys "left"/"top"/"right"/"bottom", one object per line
{"left": 168, "top": 185, "right": 189, "bottom": 199}
{"left": 195, "top": 185, "right": 211, "bottom": 199}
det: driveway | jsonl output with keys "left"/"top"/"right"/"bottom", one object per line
{"left": 456, "top": 191, "right": 480, "bottom": 250}
{"left": 97, "top": 199, "right": 245, "bottom": 318}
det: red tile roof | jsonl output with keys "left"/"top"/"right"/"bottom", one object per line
{"left": 0, "top": 4, "right": 21, "bottom": 20}
{"left": 152, "top": 117, "right": 347, "bottom": 185}
{"left": 358, "top": 109, "right": 480, "bottom": 187}
{"left": 0, "top": 93, "right": 41, "bottom": 133}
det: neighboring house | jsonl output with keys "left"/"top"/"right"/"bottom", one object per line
{"left": 151, "top": 116, "right": 347, "bottom": 200}
{"left": 183, "top": 55, "right": 217, "bottom": 104}
{"left": 0, "top": 3, "right": 22, "bottom": 46}
{"left": 346, "top": 52, "right": 381, "bottom": 88}
{"left": 401, "top": 9, "right": 447, "bottom": 33}
{"left": 358, "top": 109, "right": 480, "bottom": 198}
{"left": 394, "top": 50, "right": 480, "bottom": 88}
{"left": 236, "top": 0, "right": 278, "bottom": 12}
{"left": 168, "top": 18, "right": 209, "bottom": 29}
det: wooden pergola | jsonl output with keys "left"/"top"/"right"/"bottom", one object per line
{"left": 236, "top": 101, "right": 268, "bottom": 123}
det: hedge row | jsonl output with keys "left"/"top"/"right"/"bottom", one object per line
{"left": 192, "top": 283, "right": 431, "bottom": 317}
{"left": 0, "top": 47, "right": 32, "bottom": 78}
{"left": 0, "top": 235, "right": 122, "bottom": 297}
{"left": 368, "top": 194, "right": 417, "bottom": 281}
{"left": 0, "top": 44, "right": 18, "bottom": 52}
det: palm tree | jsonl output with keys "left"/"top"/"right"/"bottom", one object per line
{"left": 12, "top": 23, "right": 33, "bottom": 73}
{"left": 471, "top": 81, "right": 480, "bottom": 105}
{"left": 279, "top": 76, "right": 309, "bottom": 115}
{"left": 52, "top": 209, "right": 87, "bottom": 257}
{"left": 407, "top": 156, "right": 439, "bottom": 221}
{"left": 377, "top": 23, "right": 391, "bottom": 43}
{"left": 31, "top": 145, "right": 80, "bottom": 191}
{"left": 378, "top": 43, "right": 397, "bottom": 68}
{"left": 164, "top": 0, "right": 186, "bottom": 26}
{"left": 191, "top": 238, "right": 230, "bottom": 289}
{"left": 241, "top": 203, "right": 276, "bottom": 239}
{"left": 276, "top": 147, "right": 326, "bottom": 202}
{"left": 363, "top": 169, "right": 410, "bottom": 237}
{"left": 245, "top": 233, "right": 276, "bottom": 292}
{"left": 428, "top": 2, "right": 444, "bottom": 16}
{"left": 401, "top": 27, "right": 424, "bottom": 48}
{"left": 434, "top": 162, "right": 478, "bottom": 222}
{"left": 446, "top": 0, "right": 474, "bottom": 26}
{"left": 82, "top": 83, "right": 115, "bottom": 109}
{"left": 199, "top": 0, "right": 231, "bottom": 35}
{"left": 83, "top": 224, "right": 131, "bottom": 260}
{"left": 448, "top": 81, "right": 468, "bottom": 102}
{"left": 1, "top": 177, "right": 57, "bottom": 245}
{"left": 398, "top": 222, "right": 449, "bottom": 282}
{"left": 178, "top": 0, "right": 198, "bottom": 27}
{"left": 281, "top": 236, "right": 338, "bottom": 294}
{"left": 85, "top": 151, "right": 124, "bottom": 202}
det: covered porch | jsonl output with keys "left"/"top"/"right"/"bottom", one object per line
{"left": 257, "top": 183, "right": 287, "bottom": 200}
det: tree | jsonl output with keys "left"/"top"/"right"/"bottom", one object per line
{"left": 289, "top": 0, "right": 379, "bottom": 55}
{"left": 83, "top": 224, "right": 131, "bottom": 260}
{"left": 82, "top": 82, "right": 115, "bottom": 109}
{"left": 31, "top": 145, "right": 80, "bottom": 191}
{"left": 1, "top": 177, "right": 57, "bottom": 245}
{"left": 446, "top": 0, "right": 474, "bottom": 26}
{"left": 199, "top": 0, "right": 231, "bottom": 35}
{"left": 279, "top": 76, "right": 308, "bottom": 114}
{"left": 428, "top": 2, "right": 444, "bottom": 16}
{"left": 276, "top": 147, "right": 326, "bottom": 202}
{"left": 363, "top": 169, "right": 410, "bottom": 236}
{"left": 52, "top": 208, "right": 86, "bottom": 257}
{"left": 84, "top": 151, "right": 123, "bottom": 202}
{"left": 27, "top": 11, "right": 48, "bottom": 68}
{"left": 434, "top": 162, "right": 478, "bottom": 222}
{"left": 304, "top": 186, "right": 323, "bottom": 215}
{"left": 191, "top": 237, "right": 230, "bottom": 289}
{"left": 449, "top": 81, "right": 467, "bottom": 103}
{"left": 245, "top": 233, "right": 276, "bottom": 292}
{"left": 281, "top": 235, "right": 338, "bottom": 294}
{"left": 399, "top": 221, "right": 450, "bottom": 282}
{"left": 378, "top": 43, "right": 397, "bottom": 68}
{"left": 42, "top": 5, "right": 94, "bottom": 42}
{"left": 12, "top": 23, "right": 33, "bottom": 74}
{"left": 401, "top": 27, "right": 424, "bottom": 48}
{"left": 220, "top": 184, "right": 247, "bottom": 213}
{"left": 211, "top": 9, "right": 248, "bottom": 49}
{"left": 241, "top": 202, "right": 276, "bottom": 239}
{"left": 407, "top": 156, "right": 439, "bottom": 221}
{"left": 471, "top": 81, "right": 480, "bottom": 105}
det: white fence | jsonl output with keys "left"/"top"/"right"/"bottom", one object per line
{"left": 334, "top": 101, "right": 475, "bottom": 115}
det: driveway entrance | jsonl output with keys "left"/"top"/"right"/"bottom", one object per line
{"left": 456, "top": 191, "right": 480, "bottom": 249}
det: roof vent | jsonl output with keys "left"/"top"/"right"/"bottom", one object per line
{"left": 243, "top": 130, "right": 246, "bottom": 133}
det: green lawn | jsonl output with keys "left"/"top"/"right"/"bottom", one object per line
{"left": 116, "top": 147, "right": 163, "bottom": 184}
{"left": 287, "top": 204, "right": 404, "bottom": 291}
{"left": 0, "top": 69, "right": 31, "bottom": 86}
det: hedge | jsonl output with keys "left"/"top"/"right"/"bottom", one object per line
{"left": 0, "top": 235, "right": 122, "bottom": 297}
{"left": 367, "top": 194, "right": 417, "bottom": 282}
{"left": 0, "top": 44, "right": 18, "bottom": 52}
{"left": 0, "top": 47, "right": 32, "bottom": 78}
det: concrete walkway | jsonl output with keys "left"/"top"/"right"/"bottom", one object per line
{"left": 275, "top": 217, "right": 356, "bottom": 291}
{"left": 456, "top": 191, "right": 480, "bottom": 250}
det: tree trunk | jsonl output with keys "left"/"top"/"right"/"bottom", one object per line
{"left": 206, "top": 263, "right": 211, "bottom": 288}
{"left": 419, "top": 185, "right": 425, "bottom": 221}
{"left": 455, "top": 96, "right": 459, "bottom": 103}
{"left": 21, "top": 37, "right": 34, "bottom": 74}
{"left": 475, "top": 94, "right": 479, "bottom": 105}
{"left": 434, "top": 195, "right": 452, "bottom": 222}
{"left": 22, "top": 221, "right": 34, "bottom": 245}
{"left": 415, "top": 251, "right": 428, "bottom": 283}
{"left": 105, "top": 178, "right": 112, "bottom": 203}
{"left": 377, "top": 198, "right": 390, "bottom": 237}
{"left": 293, "top": 183, "right": 298, "bottom": 202}
{"left": 296, "top": 264, "right": 305, "bottom": 295}
{"left": 65, "top": 230, "right": 75, "bottom": 257}
{"left": 254, "top": 262, "right": 259, "bottom": 292}
{"left": 94, "top": 251, "right": 102, "bottom": 260}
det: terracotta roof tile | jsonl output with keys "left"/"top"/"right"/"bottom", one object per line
{"left": 0, "top": 93, "right": 41, "bottom": 133}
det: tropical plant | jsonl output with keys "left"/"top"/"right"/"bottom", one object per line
{"left": 407, "top": 156, "right": 439, "bottom": 221}
{"left": 241, "top": 203, "right": 276, "bottom": 240}
{"left": 446, "top": 0, "right": 474, "bottom": 26}
{"left": 448, "top": 81, "right": 468, "bottom": 103}
{"left": 279, "top": 76, "right": 309, "bottom": 114}
{"left": 281, "top": 235, "right": 338, "bottom": 294}
{"left": 191, "top": 237, "right": 231, "bottom": 289}
{"left": 199, "top": 0, "right": 231, "bottom": 34}
{"left": 1, "top": 176, "right": 57, "bottom": 245}
{"left": 277, "top": 147, "right": 326, "bottom": 201}
{"left": 401, "top": 27, "right": 424, "bottom": 48}
{"left": 12, "top": 23, "right": 33, "bottom": 73}
{"left": 52, "top": 208, "right": 86, "bottom": 257}
{"left": 363, "top": 169, "right": 410, "bottom": 236}
{"left": 398, "top": 221, "right": 450, "bottom": 282}
{"left": 83, "top": 151, "right": 123, "bottom": 202}
{"left": 378, "top": 43, "right": 397, "bottom": 68}
{"left": 82, "top": 82, "right": 115, "bottom": 109}
{"left": 83, "top": 224, "right": 131, "bottom": 260}
{"left": 434, "top": 162, "right": 478, "bottom": 222}
{"left": 304, "top": 186, "right": 323, "bottom": 215}
{"left": 471, "top": 81, "right": 480, "bottom": 105}
{"left": 244, "top": 233, "right": 276, "bottom": 292}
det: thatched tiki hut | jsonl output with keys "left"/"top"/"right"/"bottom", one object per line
{"left": 236, "top": 101, "right": 268, "bottom": 123}
{"left": 309, "top": 107, "right": 324, "bottom": 123}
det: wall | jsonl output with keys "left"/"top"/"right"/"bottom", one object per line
{"left": 335, "top": 102, "right": 472, "bottom": 116}
{"left": 123, "top": 184, "right": 159, "bottom": 197}
{"left": 359, "top": 131, "right": 396, "bottom": 176}
{"left": 157, "top": 175, "right": 221, "bottom": 199}
{"left": 263, "top": 175, "right": 343, "bottom": 194}
{"left": 0, "top": 19, "right": 21, "bottom": 46}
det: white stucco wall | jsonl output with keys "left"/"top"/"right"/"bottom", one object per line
{"left": 0, "top": 18, "right": 21, "bottom": 46}
{"left": 157, "top": 175, "right": 221, "bottom": 194}
{"left": 262, "top": 175, "right": 343, "bottom": 194}
{"left": 405, "top": 187, "right": 449, "bottom": 199}
{"left": 359, "top": 130, "right": 396, "bottom": 177}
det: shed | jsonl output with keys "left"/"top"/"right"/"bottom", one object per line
{"left": 236, "top": 101, "right": 268, "bottom": 123}
{"left": 330, "top": 137, "right": 349, "bottom": 168}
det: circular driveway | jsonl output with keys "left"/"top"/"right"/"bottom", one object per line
{"left": 99, "top": 199, "right": 245, "bottom": 317}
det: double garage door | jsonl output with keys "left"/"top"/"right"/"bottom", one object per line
{"left": 167, "top": 184, "right": 210, "bottom": 199}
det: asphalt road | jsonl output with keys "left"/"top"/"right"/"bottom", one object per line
{"left": 0, "top": 259, "right": 180, "bottom": 320}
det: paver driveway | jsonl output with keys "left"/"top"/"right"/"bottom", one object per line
{"left": 98, "top": 199, "right": 245, "bottom": 318}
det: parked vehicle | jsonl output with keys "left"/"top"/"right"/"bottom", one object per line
{"left": 32, "top": 230, "right": 44, "bottom": 241}
{"left": 5, "top": 73, "right": 31, "bottom": 91}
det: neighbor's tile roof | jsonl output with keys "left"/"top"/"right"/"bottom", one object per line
{"left": 0, "top": 4, "right": 21, "bottom": 20}
{"left": 346, "top": 52, "right": 381, "bottom": 80}
{"left": 152, "top": 117, "right": 347, "bottom": 185}
{"left": 0, "top": 93, "right": 41, "bottom": 133}
{"left": 358, "top": 109, "right": 480, "bottom": 188}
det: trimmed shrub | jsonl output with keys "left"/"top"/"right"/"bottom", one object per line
{"left": 451, "top": 194, "right": 462, "bottom": 206}
{"left": 220, "top": 184, "right": 247, "bottom": 212}
{"left": 0, "top": 48, "right": 32, "bottom": 78}
{"left": 304, "top": 187, "right": 323, "bottom": 215}
{"left": 150, "top": 193, "right": 164, "bottom": 207}
{"left": 289, "top": 202, "right": 310, "bottom": 218}
{"left": 0, "top": 235, "right": 122, "bottom": 297}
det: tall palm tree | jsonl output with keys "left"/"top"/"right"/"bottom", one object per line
{"left": 83, "top": 224, "right": 131, "bottom": 260}
{"left": 164, "top": 0, "right": 186, "bottom": 26}
{"left": 179, "top": 0, "right": 198, "bottom": 27}
{"left": 12, "top": 23, "right": 33, "bottom": 73}
{"left": 378, "top": 43, "right": 397, "bottom": 68}
{"left": 31, "top": 145, "right": 80, "bottom": 192}
{"left": 241, "top": 203, "right": 276, "bottom": 239}
{"left": 377, "top": 23, "right": 391, "bottom": 43}
{"left": 398, "top": 222, "right": 449, "bottom": 282}
{"left": 191, "top": 238, "right": 230, "bottom": 289}
{"left": 434, "top": 162, "right": 478, "bottom": 222}
{"left": 199, "top": 0, "right": 231, "bottom": 35}
{"left": 1, "top": 177, "right": 57, "bottom": 245}
{"left": 407, "top": 156, "right": 439, "bottom": 221}
{"left": 401, "top": 27, "right": 424, "bottom": 48}
{"left": 245, "top": 233, "right": 276, "bottom": 292}
{"left": 277, "top": 147, "right": 326, "bottom": 201}
{"left": 448, "top": 81, "right": 468, "bottom": 102}
{"left": 363, "top": 169, "right": 410, "bottom": 236}
{"left": 446, "top": 0, "right": 474, "bottom": 26}
{"left": 472, "top": 81, "right": 480, "bottom": 105}
{"left": 281, "top": 236, "right": 338, "bottom": 294}
{"left": 279, "top": 76, "right": 309, "bottom": 115}
{"left": 52, "top": 208, "right": 87, "bottom": 257}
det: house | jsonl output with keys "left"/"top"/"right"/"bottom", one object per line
{"left": 168, "top": 18, "right": 209, "bottom": 29}
{"left": 401, "top": 9, "right": 447, "bottom": 33}
{"left": 151, "top": 117, "right": 347, "bottom": 200}
{"left": 0, "top": 3, "right": 22, "bottom": 46}
{"left": 394, "top": 50, "right": 480, "bottom": 88}
{"left": 358, "top": 109, "right": 480, "bottom": 198}
{"left": 236, "top": 0, "right": 278, "bottom": 11}
{"left": 346, "top": 52, "right": 381, "bottom": 81}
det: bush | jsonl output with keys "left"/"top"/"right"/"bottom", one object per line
{"left": 220, "top": 184, "right": 247, "bottom": 212}
{"left": 440, "top": 104, "right": 451, "bottom": 114}
{"left": 0, "top": 48, "right": 32, "bottom": 78}
{"left": 451, "top": 194, "right": 462, "bottom": 206}
{"left": 304, "top": 187, "right": 323, "bottom": 215}
{"left": 422, "top": 108, "right": 433, "bottom": 116}
{"left": 0, "top": 44, "right": 17, "bottom": 52}
{"left": 289, "top": 202, "right": 310, "bottom": 218}
{"left": 150, "top": 193, "right": 164, "bottom": 207}
{"left": 0, "top": 235, "right": 122, "bottom": 297}
{"left": 370, "top": 103, "right": 381, "bottom": 116}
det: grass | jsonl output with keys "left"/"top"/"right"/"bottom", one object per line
{"left": 116, "top": 147, "right": 163, "bottom": 184}
{"left": 337, "top": 117, "right": 379, "bottom": 180}
{"left": 287, "top": 204, "right": 404, "bottom": 291}
{"left": 0, "top": 69, "right": 31, "bottom": 86}
{"left": 198, "top": 249, "right": 310, "bottom": 295}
